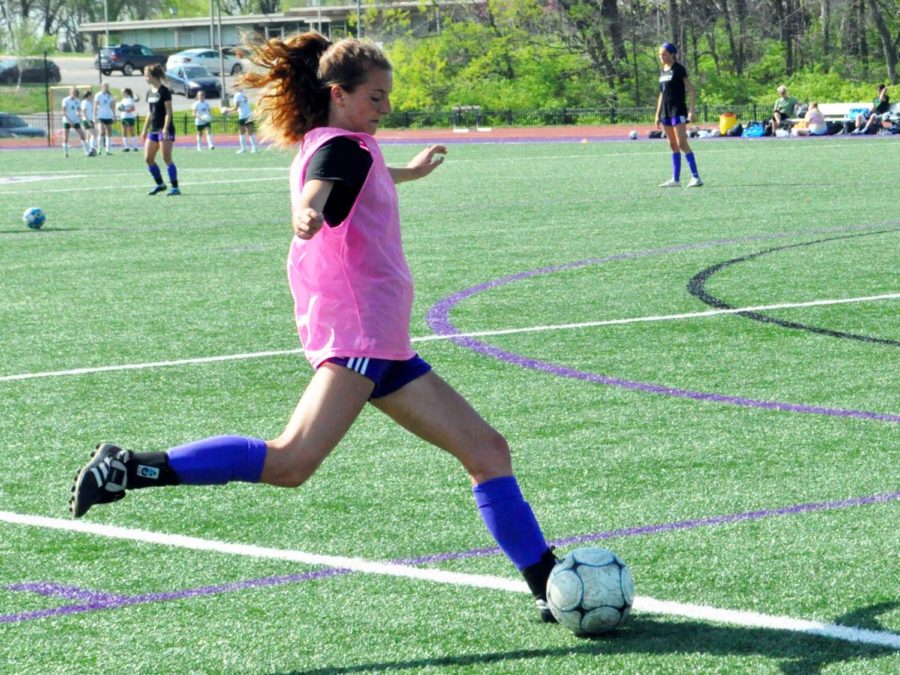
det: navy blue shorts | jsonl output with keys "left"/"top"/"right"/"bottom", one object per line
{"left": 148, "top": 131, "right": 175, "bottom": 143}
{"left": 323, "top": 354, "right": 432, "bottom": 399}
{"left": 662, "top": 115, "right": 688, "bottom": 127}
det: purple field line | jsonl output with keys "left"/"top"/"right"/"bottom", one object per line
{"left": 3, "top": 492, "right": 898, "bottom": 625}
{"left": 425, "top": 229, "right": 900, "bottom": 423}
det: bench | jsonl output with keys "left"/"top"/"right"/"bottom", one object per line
{"left": 791, "top": 101, "right": 899, "bottom": 121}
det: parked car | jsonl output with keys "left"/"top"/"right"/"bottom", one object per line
{"left": 96, "top": 44, "right": 167, "bottom": 76}
{"left": 0, "top": 57, "right": 61, "bottom": 84}
{"left": 0, "top": 112, "right": 47, "bottom": 138}
{"left": 166, "top": 65, "right": 222, "bottom": 99}
{"left": 166, "top": 48, "right": 243, "bottom": 76}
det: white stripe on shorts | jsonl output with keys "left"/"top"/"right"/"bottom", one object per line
{"left": 358, "top": 358, "right": 369, "bottom": 375}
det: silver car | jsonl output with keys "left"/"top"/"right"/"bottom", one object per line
{"left": 165, "top": 48, "right": 243, "bottom": 76}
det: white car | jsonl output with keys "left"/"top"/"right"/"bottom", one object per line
{"left": 166, "top": 48, "right": 243, "bottom": 76}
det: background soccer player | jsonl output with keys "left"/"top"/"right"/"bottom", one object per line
{"left": 655, "top": 43, "right": 703, "bottom": 188}
{"left": 140, "top": 64, "right": 180, "bottom": 196}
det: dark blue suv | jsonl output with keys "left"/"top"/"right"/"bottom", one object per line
{"left": 97, "top": 44, "right": 167, "bottom": 76}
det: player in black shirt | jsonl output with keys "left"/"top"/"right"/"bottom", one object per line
{"left": 654, "top": 43, "right": 703, "bottom": 188}
{"left": 140, "top": 64, "right": 180, "bottom": 196}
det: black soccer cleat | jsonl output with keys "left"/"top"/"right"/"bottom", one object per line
{"left": 148, "top": 184, "right": 166, "bottom": 196}
{"left": 70, "top": 443, "right": 130, "bottom": 518}
{"left": 522, "top": 547, "right": 561, "bottom": 623}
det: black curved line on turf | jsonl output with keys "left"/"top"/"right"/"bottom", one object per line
{"left": 687, "top": 230, "right": 900, "bottom": 347}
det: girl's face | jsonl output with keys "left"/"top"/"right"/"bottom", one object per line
{"left": 659, "top": 49, "right": 674, "bottom": 66}
{"left": 330, "top": 67, "right": 393, "bottom": 135}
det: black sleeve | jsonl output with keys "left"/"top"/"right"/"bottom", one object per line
{"left": 307, "top": 137, "right": 374, "bottom": 226}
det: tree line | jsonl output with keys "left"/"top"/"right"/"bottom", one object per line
{"left": 2, "top": 0, "right": 897, "bottom": 110}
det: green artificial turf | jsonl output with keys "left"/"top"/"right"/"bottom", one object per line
{"left": 1, "top": 137, "right": 898, "bottom": 673}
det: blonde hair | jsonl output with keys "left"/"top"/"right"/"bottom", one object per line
{"left": 240, "top": 32, "right": 391, "bottom": 147}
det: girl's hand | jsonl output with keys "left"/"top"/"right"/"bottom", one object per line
{"left": 293, "top": 207, "right": 324, "bottom": 240}
{"left": 654, "top": 115, "right": 662, "bottom": 129}
{"left": 407, "top": 145, "right": 447, "bottom": 178}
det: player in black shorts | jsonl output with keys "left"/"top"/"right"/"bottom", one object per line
{"left": 654, "top": 43, "right": 703, "bottom": 188}
{"left": 140, "top": 64, "right": 180, "bottom": 196}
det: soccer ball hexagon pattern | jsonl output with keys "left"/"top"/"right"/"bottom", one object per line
{"left": 546, "top": 547, "right": 634, "bottom": 635}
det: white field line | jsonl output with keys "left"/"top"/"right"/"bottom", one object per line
{"left": 0, "top": 175, "right": 283, "bottom": 196}
{"left": 1, "top": 510, "right": 897, "bottom": 649}
{"left": 1, "top": 292, "right": 897, "bottom": 384}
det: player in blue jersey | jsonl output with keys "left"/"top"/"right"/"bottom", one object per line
{"left": 655, "top": 43, "right": 702, "bottom": 188}
{"left": 140, "top": 64, "right": 180, "bottom": 196}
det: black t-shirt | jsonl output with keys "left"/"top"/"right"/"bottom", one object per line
{"left": 659, "top": 62, "right": 689, "bottom": 118}
{"left": 873, "top": 94, "right": 890, "bottom": 115}
{"left": 147, "top": 85, "right": 174, "bottom": 133}
{"left": 306, "top": 136, "right": 373, "bottom": 226}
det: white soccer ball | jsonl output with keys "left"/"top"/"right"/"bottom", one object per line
{"left": 546, "top": 547, "right": 634, "bottom": 635}
{"left": 629, "top": 130, "right": 639, "bottom": 140}
{"left": 23, "top": 207, "right": 45, "bottom": 229}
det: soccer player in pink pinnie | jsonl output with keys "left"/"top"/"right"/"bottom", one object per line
{"left": 70, "top": 32, "right": 560, "bottom": 623}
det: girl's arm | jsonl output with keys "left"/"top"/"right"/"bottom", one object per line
{"left": 139, "top": 108, "right": 150, "bottom": 139}
{"left": 684, "top": 77, "right": 698, "bottom": 123}
{"left": 388, "top": 145, "right": 447, "bottom": 184}
{"left": 654, "top": 93, "right": 663, "bottom": 127}
{"left": 292, "top": 179, "right": 334, "bottom": 240}
{"left": 163, "top": 99, "right": 173, "bottom": 134}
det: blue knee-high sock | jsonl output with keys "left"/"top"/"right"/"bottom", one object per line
{"left": 473, "top": 476, "right": 549, "bottom": 570}
{"left": 167, "top": 435, "right": 267, "bottom": 485}
{"left": 148, "top": 163, "right": 164, "bottom": 185}
{"left": 672, "top": 152, "right": 682, "bottom": 182}
{"left": 166, "top": 163, "right": 178, "bottom": 188}
{"left": 685, "top": 152, "right": 699, "bottom": 178}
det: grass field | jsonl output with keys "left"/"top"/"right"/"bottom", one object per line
{"left": 1, "top": 136, "right": 898, "bottom": 674}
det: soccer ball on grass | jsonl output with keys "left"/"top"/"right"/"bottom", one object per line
{"left": 23, "top": 207, "right": 46, "bottom": 229}
{"left": 546, "top": 547, "right": 634, "bottom": 635}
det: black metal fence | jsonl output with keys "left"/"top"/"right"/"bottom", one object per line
{"left": 3, "top": 103, "right": 768, "bottom": 141}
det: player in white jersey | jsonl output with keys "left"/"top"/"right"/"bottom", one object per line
{"left": 94, "top": 82, "right": 117, "bottom": 155}
{"left": 60, "top": 87, "right": 90, "bottom": 157}
{"left": 191, "top": 91, "right": 215, "bottom": 150}
{"left": 117, "top": 88, "right": 139, "bottom": 152}
{"left": 80, "top": 90, "right": 97, "bottom": 156}
{"left": 222, "top": 84, "right": 258, "bottom": 153}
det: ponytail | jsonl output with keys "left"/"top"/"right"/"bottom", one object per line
{"left": 241, "top": 31, "right": 392, "bottom": 146}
